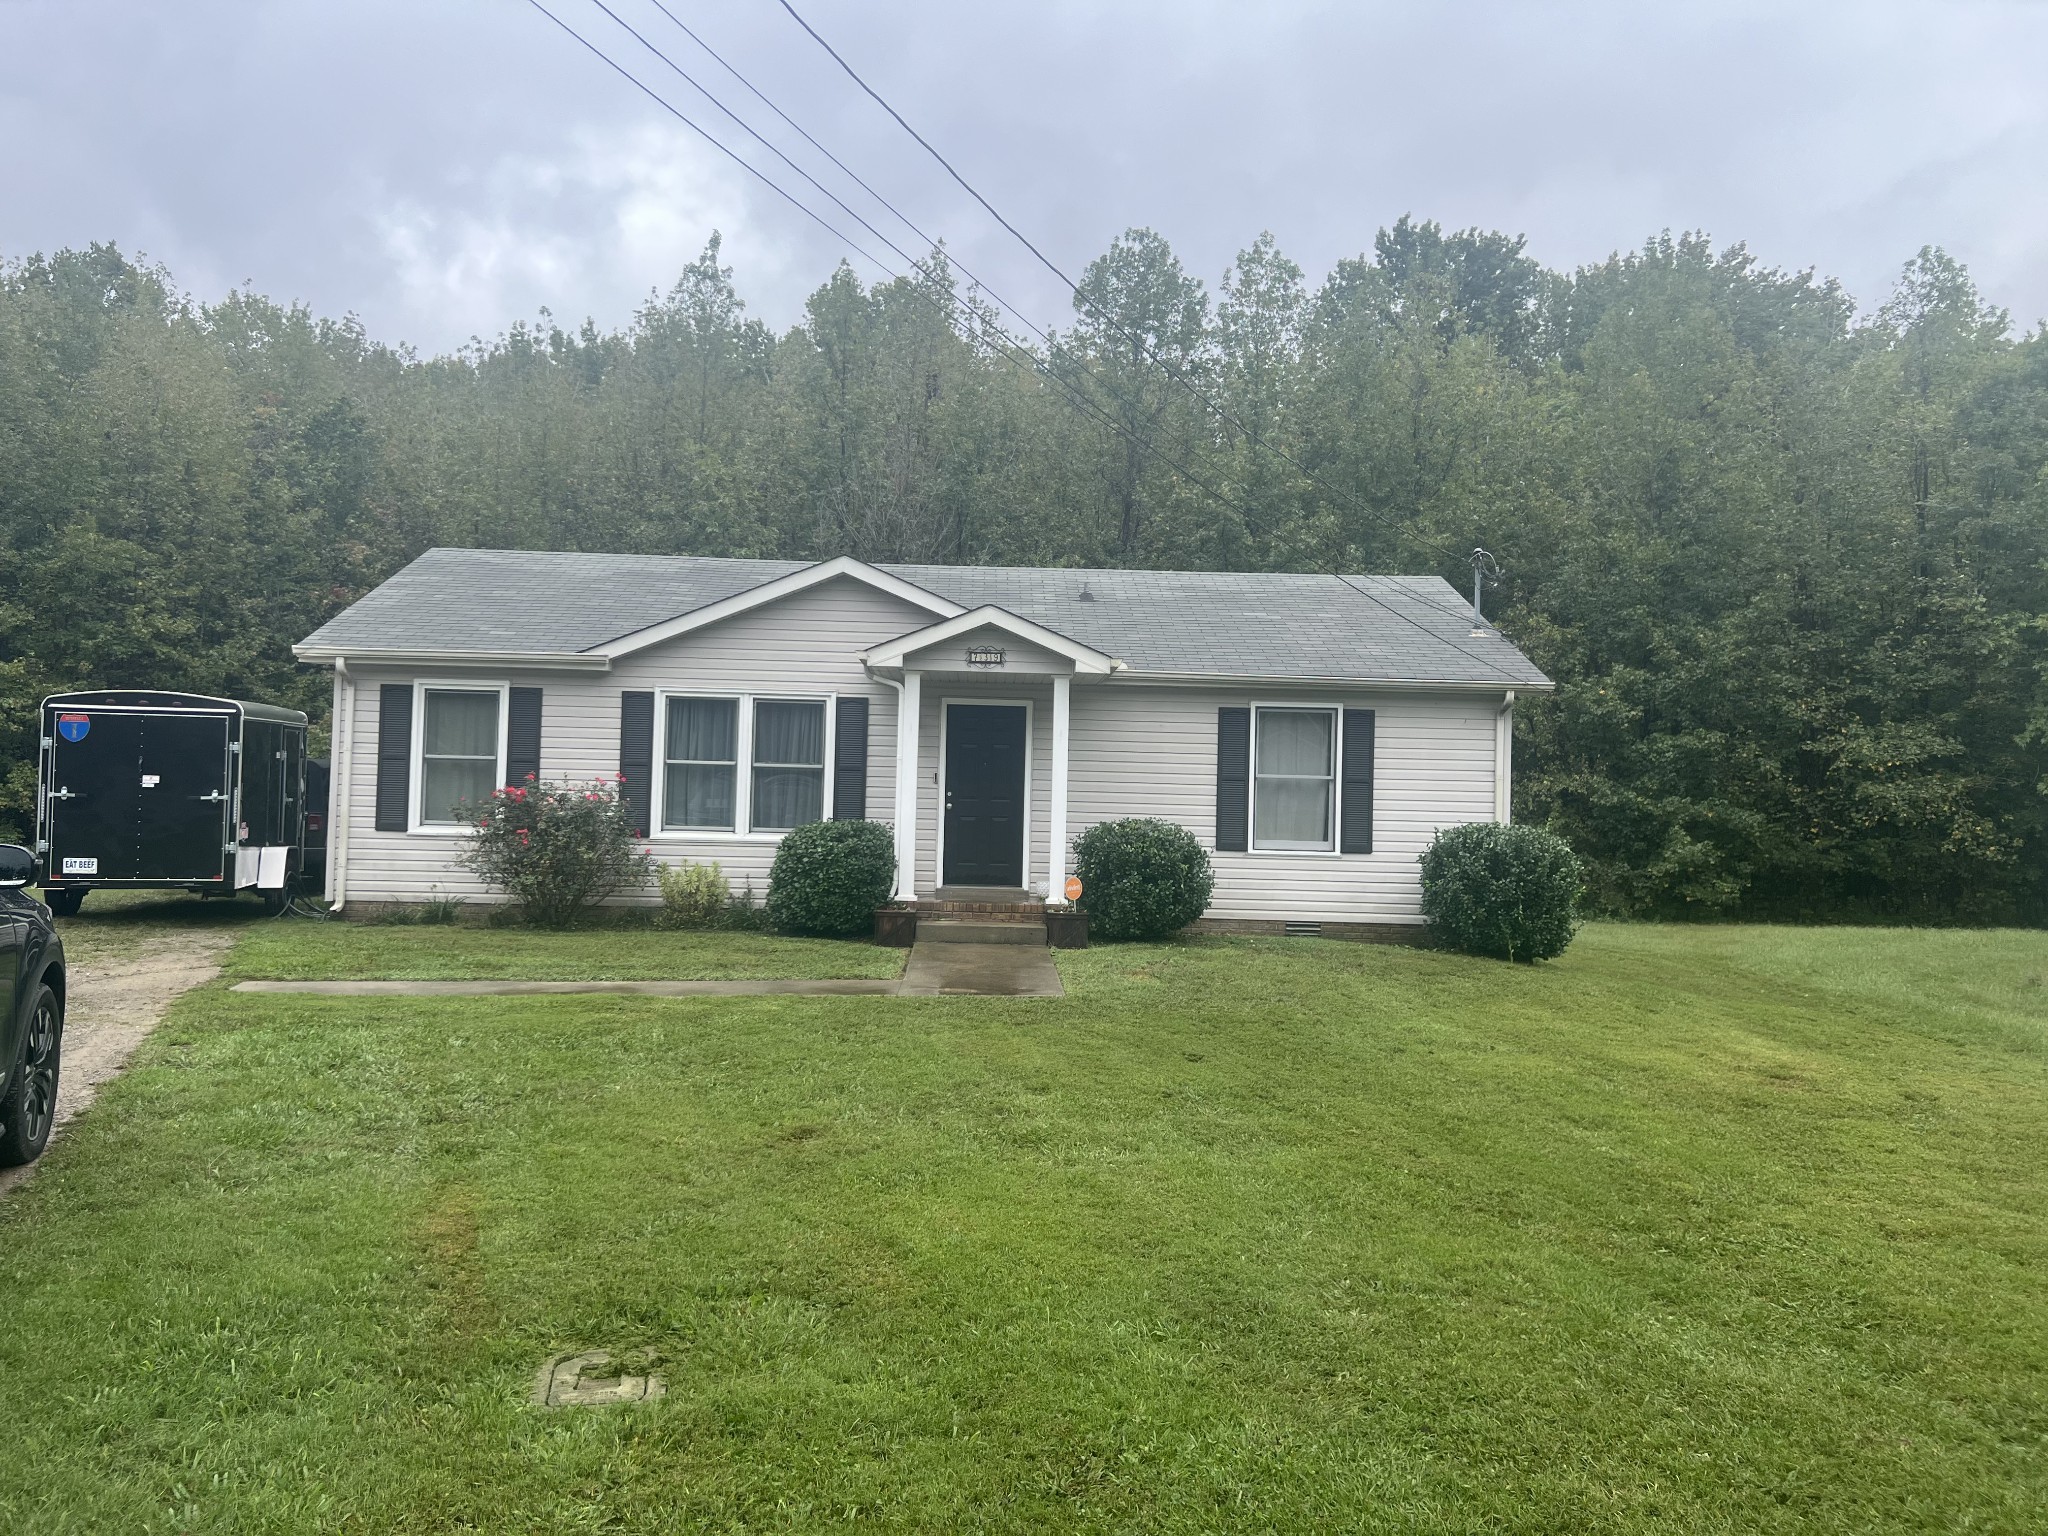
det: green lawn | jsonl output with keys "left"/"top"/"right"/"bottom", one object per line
{"left": 2, "top": 924, "right": 2044, "bottom": 1532}
{"left": 226, "top": 921, "right": 904, "bottom": 982}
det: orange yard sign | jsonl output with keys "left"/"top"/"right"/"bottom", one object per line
{"left": 1064, "top": 876, "right": 1082, "bottom": 901}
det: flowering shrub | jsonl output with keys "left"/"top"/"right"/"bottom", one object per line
{"left": 457, "top": 774, "right": 656, "bottom": 929}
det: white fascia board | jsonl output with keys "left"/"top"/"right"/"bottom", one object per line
{"left": 859, "top": 604, "right": 1121, "bottom": 674}
{"left": 292, "top": 646, "right": 612, "bottom": 671}
{"left": 588, "top": 556, "right": 962, "bottom": 660}
{"left": 1109, "top": 669, "right": 1556, "bottom": 692}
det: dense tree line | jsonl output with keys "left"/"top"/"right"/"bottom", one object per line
{"left": 2, "top": 223, "right": 2043, "bottom": 921}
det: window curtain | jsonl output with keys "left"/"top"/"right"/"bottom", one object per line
{"left": 667, "top": 697, "right": 736, "bottom": 762}
{"left": 1254, "top": 709, "right": 1333, "bottom": 848}
{"left": 754, "top": 701, "right": 823, "bottom": 765}
{"left": 664, "top": 697, "right": 737, "bottom": 830}
{"left": 752, "top": 700, "right": 825, "bottom": 830}
{"left": 420, "top": 690, "right": 500, "bottom": 823}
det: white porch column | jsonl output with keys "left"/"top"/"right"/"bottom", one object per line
{"left": 1047, "top": 672, "right": 1071, "bottom": 906}
{"left": 892, "top": 670, "right": 922, "bottom": 899}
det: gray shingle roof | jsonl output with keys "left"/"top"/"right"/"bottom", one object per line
{"left": 297, "top": 548, "right": 1550, "bottom": 688}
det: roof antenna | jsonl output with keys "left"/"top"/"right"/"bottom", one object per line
{"left": 1469, "top": 548, "right": 1501, "bottom": 634}
{"left": 1078, "top": 582, "right": 1095, "bottom": 602}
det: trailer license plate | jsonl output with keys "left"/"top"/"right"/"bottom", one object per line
{"left": 61, "top": 857, "right": 97, "bottom": 875}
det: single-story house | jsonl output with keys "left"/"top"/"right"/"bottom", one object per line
{"left": 294, "top": 550, "right": 1552, "bottom": 935}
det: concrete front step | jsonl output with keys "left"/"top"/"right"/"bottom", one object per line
{"left": 917, "top": 918, "right": 1048, "bottom": 946}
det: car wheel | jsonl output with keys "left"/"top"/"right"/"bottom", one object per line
{"left": 0, "top": 984, "right": 63, "bottom": 1167}
{"left": 42, "top": 888, "right": 84, "bottom": 918}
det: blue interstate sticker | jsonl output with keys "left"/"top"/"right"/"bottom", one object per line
{"left": 57, "top": 713, "right": 90, "bottom": 743}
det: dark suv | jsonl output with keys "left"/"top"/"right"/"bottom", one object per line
{"left": 0, "top": 844, "right": 65, "bottom": 1167}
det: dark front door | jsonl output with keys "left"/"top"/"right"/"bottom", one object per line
{"left": 943, "top": 704, "right": 1026, "bottom": 888}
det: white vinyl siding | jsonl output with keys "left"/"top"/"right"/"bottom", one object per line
{"left": 337, "top": 576, "right": 922, "bottom": 904}
{"left": 333, "top": 575, "right": 1508, "bottom": 922}
{"left": 1067, "top": 684, "right": 1499, "bottom": 924}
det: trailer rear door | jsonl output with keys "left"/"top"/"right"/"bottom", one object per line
{"left": 47, "top": 710, "right": 232, "bottom": 882}
{"left": 138, "top": 713, "right": 234, "bottom": 880}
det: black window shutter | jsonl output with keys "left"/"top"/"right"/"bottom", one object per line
{"left": 1215, "top": 706, "right": 1250, "bottom": 853}
{"left": 374, "top": 684, "right": 413, "bottom": 832}
{"left": 1340, "top": 709, "right": 1375, "bottom": 854}
{"left": 618, "top": 691, "right": 654, "bottom": 837}
{"left": 833, "top": 696, "right": 870, "bottom": 819}
{"left": 506, "top": 687, "right": 543, "bottom": 788}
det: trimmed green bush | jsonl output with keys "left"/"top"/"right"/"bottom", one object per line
{"left": 1073, "top": 818, "right": 1214, "bottom": 941}
{"left": 765, "top": 820, "right": 896, "bottom": 937}
{"left": 1419, "top": 821, "right": 1583, "bottom": 962}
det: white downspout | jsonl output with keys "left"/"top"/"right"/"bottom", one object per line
{"left": 1494, "top": 689, "right": 1515, "bottom": 824}
{"left": 870, "top": 669, "right": 921, "bottom": 902}
{"left": 329, "top": 657, "right": 354, "bottom": 911}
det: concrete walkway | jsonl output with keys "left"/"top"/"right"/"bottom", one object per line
{"left": 232, "top": 977, "right": 899, "bottom": 997}
{"left": 231, "top": 941, "right": 1064, "bottom": 1001}
{"left": 898, "top": 941, "right": 1064, "bottom": 997}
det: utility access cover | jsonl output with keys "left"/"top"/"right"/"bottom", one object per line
{"left": 533, "top": 1350, "right": 666, "bottom": 1408}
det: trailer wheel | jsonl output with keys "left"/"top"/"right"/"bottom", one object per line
{"left": 41, "top": 888, "right": 84, "bottom": 918}
{"left": 261, "top": 888, "right": 290, "bottom": 917}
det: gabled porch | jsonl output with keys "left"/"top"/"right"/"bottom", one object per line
{"left": 859, "top": 605, "right": 1123, "bottom": 909}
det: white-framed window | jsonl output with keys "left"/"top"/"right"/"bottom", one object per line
{"left": 653, "top": 691, "right": 832, "bottom": 838}
{"left": 416, "top": 684, "right": 506, "bottom": 827}
{"left": 750, "top": 698, "right": 827, "bottom": 832}
{"left": 663, "top": 696, "right": 739, "bottom": 831}
{"left": 1252, "top": 706, "right": 1336, "bottom": 852}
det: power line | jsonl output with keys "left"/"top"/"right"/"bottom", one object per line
{"left": 594, "top": 0, "right": 1235, "bottom": 485}
{"left": 772, "top": 0, "right": 1079, "bottom": 304}
{"left": 630, "top": 0, "right": 1266, "bottom": 493}
{"left": 522, "top": 1, "right": 1279, "bottom": 560}
{"left": 643, "top": 2, "right": 946, "bottom": 264}
{"left": 548, "top": 0, "right": 1294, "bottom": 552}
{"left": 773, "top": 0, "right": 1478, "bottom": 574}
{"left": 522, "top": 0, "right": 898, "bottom": 282}
{"left": 526, "top": 2, "right": 1499, "bottom": 667}
{"left": 1335, "top": 573, "right": 1513, "bottom": 675}
{"left": 579, "top": 0, "right": 961, "bottom": 295}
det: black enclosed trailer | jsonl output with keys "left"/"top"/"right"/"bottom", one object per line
{"left": 35, "top": 691, "right": 319, "bottom": 916}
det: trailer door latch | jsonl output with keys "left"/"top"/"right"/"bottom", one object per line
{"left": 198, "top": 790, "right": 229, "bottom": 803}
{"left": 47, "top": 787, "right": 74, "bottom": 801}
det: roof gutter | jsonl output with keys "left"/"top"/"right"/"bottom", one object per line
{"left": 1110, "top": 670, "right": 1555, "bottom": 693}
{"left": 293, "top": 647, "right": 612, "bottom": 671}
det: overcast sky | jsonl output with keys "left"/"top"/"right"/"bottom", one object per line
{"left": 5, "top": 1, "right": 2046, "bottom": 353}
